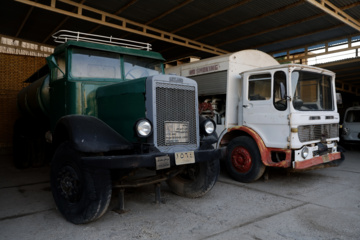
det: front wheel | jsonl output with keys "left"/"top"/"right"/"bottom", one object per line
{"left": 225, "top": 136, "right": 265, "bottom": 183}
{"left": 167, "top": 152, "right": 219, "bottom": 198}
{"left": 50, "top": 142, "right": 112, "bottom": 224}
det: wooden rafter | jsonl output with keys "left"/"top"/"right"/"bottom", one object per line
{"left": 171, "top": 0, "right": 253, "bottom": 34}
{"left": 305, "top": 0, "right": 360, "bottom": 32}
{"left": 195, "top": 1, "right": 306, "bottom": 41}
{"left": 16, "top": 0, "right": 38, "bottom": 37}
{"left": 89, "top": 0, "right": 138, "bottom": 34}
{"left": 159, "top": 1, "right": 306, "bottom": 56}
{"left": 43, "top": 0, "right": 87, "bottom": 43}
{"left": 146, "top": 0, "right": 193, "bottom": 25}
{"left": 15, "top": 0, "right": 229, "bottom": 55}
{"left": 124, "top": 0, "right": 193, "bottom": 40}
{"left": 215, "top": 2, "right": 360, "bottom": 48}
{"left": 270, "top": 32, "right": 360, "bottom": 64}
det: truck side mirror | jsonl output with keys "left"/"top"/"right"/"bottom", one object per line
{"left": 46, "top": 55, "right": 65, "bottom": 76}
{"left": 336, "top": 93, "right": 342, "bottom": 105}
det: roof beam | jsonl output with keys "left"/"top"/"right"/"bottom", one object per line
{"left": 305, "top": 0, "right": 360, "bottom": 32}
{"left": 194, "top": 1, "right": 306, "bottom": 41}
{"left": 123, "top": 0, "right": 193, "bottom": 39}
{"left": 171, "top": 0, "right": 253, "bottom": 34}
{"left": 160, "top": 1, "right": 305, "bottom": 56}
{"left": 146, "top": 0, "right": 193, "bottom": 25}
{"left": 215, "top": 2, "right": 360, "bottom": 48}
{"left": 16, "top": 0, "right": 38, "bottom": 37}
{"left": 273, "top": 33, "right": 360, "bottom": 64}
{"left": 15, "top": 0, "right": 228, "bottom": 55}
{"left": 89, "top": 0, "right": 138, "bottom": 34}
{"left": 43, "top": 0, "right": 87, "bottom": 43}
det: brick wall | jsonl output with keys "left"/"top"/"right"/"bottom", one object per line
{"left": 0, "top": 53, "right": 46, "bottom": 152}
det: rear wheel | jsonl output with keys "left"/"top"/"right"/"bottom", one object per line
{"left": 51, "top": 142, "right": 112, "bottom": 224}
{"left": 167, "top": 150, "right": 219, "bottom": 198}
{"left": 225, "top": 136, "right": 265, "bottom": 183}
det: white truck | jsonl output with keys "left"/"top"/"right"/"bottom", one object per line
{"left": 166, "top": 50, "right": 344, "bottom": 183}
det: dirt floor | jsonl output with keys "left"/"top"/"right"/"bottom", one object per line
{"left": 0, "top": 149, "right": 359, "bottom": 240}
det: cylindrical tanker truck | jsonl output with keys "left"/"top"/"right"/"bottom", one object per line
{"left": 13, "top": 30, "right": 222, "bottom": 224}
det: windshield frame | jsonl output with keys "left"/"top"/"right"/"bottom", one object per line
{"left": 290, "top": 69, "right": 335, "bottom": 112}
{"left": 69, "top": 47, "right": 164, "bottom": 81}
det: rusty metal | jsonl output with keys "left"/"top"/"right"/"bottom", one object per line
{"left": 227, "top": 126, "right": 291, "bottom": 168}
{"left": 293, "top": 152, "right": 341, "bottom": 170}
{"left": 231, "top": 146, "right": 252, "bottom": 173}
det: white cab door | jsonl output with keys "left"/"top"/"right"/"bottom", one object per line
{"left": 242, "top": 70, "right": 290, "bottom": 148}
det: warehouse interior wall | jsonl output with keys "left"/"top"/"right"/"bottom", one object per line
{"left": 0, "top": 53, "right": 45, "bottom": 154}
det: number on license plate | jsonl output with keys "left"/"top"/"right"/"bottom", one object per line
{"left": 175, "top": 151, "right": 195, "bottom": 165}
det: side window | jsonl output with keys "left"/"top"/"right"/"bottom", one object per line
{"left": 248, "top": 74, "right": 271, "bottom": 101}
{"left": 273, "top": 71, "right": 287, "bottom": 111}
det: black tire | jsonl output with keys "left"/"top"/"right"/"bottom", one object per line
{"left": 225, "top": 136, "right": 265, "bottom": 183}
{"left": 50, "top": 142, "right": 112, "bottom": 224}
{"left": 167, "top": 150, "right": 219, "bottom": 198}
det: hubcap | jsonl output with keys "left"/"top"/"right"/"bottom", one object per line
{"left": 231, "top": 146, "right": 252, "bottom": 173}
{"left": 57, "top": 166, "right": 81, "bottom": 203}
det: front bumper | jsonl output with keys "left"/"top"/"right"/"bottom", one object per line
{"left": 293, "top": 152, "right": 342, "bottom": 169}
{"left": 81, "top": 147, "right": 225, "bottom": 169}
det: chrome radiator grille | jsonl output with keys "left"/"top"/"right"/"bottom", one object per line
{"left": 298, "top": 124, "right": 339, "bottom": 142}
{"left": 155, "top": 82, "right": 197, "bottom": 147}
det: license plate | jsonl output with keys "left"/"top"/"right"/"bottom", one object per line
{"left": 175, "top": 151, "right": 195, "bottom": 165}
{"left": 322, "top": 154, "right": 330, "bottom": 163}
{"left": 155, "top": 155, "right": 170, "bottom": 170}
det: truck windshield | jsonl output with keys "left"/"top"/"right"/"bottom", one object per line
{"left": 345, "top": 110, "right": 360, "bottom": 122}
{"left": 71, "top": 48, "right": 122, "bottom": 79}
{"left": 291, "top": 70, "right": 333, "bottom": 111}
{"left": 124, "top": 55, "right": 163, "bottom": 80}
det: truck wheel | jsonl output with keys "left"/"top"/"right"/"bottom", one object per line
{"left": 167, "top": 151, "right": 219, "bottom": 198}
{"left": 50, "top": 142, "right": 112, "bottom": 224}
{"left": 225, "top": 136, "right": 265, "bottom": 183}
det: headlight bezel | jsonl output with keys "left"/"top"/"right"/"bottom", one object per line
{"left": 200, "top": 118, "right": 216, "bottom": 135}
{"left": 301, "top": 146, "right": 309, "bottom": 159}
{"left": 135, "top": 119, "right": 153, "bottom": 138}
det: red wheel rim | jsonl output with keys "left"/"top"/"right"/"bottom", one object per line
{"left": 231, "top": 146, "right": 252, "bottom": 173}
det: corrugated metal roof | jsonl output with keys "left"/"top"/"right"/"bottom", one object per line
{"left": 0, "top": 0, "right": 359, "bottom": 89}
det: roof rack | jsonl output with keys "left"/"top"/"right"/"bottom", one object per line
{"left": 52, "top": 30, "right": 151, "bottom": 51}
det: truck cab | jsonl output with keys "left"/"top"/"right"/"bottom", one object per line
{"left": 235, "top": 64, "right": 340, "bottom": 169}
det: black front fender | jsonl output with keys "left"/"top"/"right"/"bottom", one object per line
{"left": 199, "top": 116, "right": 218, "bottom": 148}
{"left": 53, "top": 115, "right": 133, "bottom": 153}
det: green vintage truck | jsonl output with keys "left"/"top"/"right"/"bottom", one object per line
{"left": 13, "top": 31, "right": 221, "bottom": 224}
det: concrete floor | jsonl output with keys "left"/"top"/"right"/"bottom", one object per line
{"left": 0, "top": 149, "right": 359, "bottom": 240}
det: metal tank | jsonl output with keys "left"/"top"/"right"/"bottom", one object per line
{"left": 17, "top": 74, "right": 50, "bottom": 118}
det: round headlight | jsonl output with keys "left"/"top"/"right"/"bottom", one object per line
{"left": 204, "top": 120, "right": 215, "bottom": 135}
{"left": 301, "top": 146, "right": 309, "bottom": 159}
{"left": 136, "top": 119, "right": 152, "bottom": 137}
